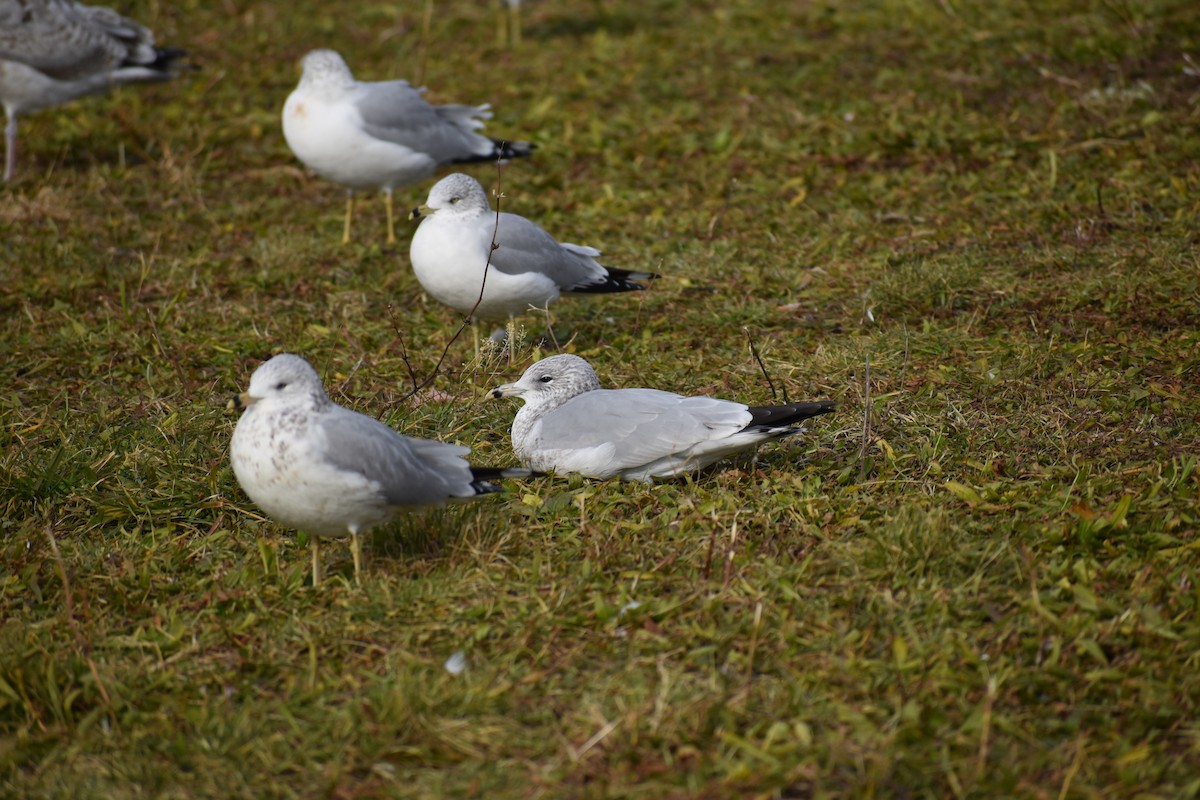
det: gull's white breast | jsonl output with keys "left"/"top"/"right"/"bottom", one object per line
{"left": 230, "top": 405, "right": 394, "bottom": 539}
{"left": 411, "top": 214, "right": 561, "bottom": 319}
{"left": 282, "top": 87, "right": 436, "bottom": 192}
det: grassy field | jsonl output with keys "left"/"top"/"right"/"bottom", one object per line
{"left": 3, "top": 0, "right": 1199, "bottom": 796}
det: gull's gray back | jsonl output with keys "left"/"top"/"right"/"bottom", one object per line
{"left": 528, "top": 388, "right": 751, "bottom": 455}
{"left": 488, "top": 211, "right": 607, "bottom": 288}
{"left": 355, "top": 80, "right": 493, "bottom": 162}
{"left": 317, "top": 405, "right": 477, "bottom": 506}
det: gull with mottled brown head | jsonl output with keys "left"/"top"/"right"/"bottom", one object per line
{"left": 491, "top": 354, "right": 836, "bottom": 482}
{"left": 282, "top": 49, "right": 533, "bottom": 245}
{"left": 229, "top": 353, "right": 531, "bottom": 586}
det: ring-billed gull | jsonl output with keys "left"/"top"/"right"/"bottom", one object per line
{"left": 0, "top": 0, "right": 189, "bottom": 181}
{"left": 410, "top": 173, "right": 657, "bottom": 331}
{"left": 491, "top": 354, "right": 835, "bottom": 482}
{"left": 282, "top": 49, "right": 533, "bottom": 245}
{"left": 229, "top": 353, "right": 531, "bottom": 586}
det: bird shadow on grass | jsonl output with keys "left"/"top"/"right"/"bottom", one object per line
{"left": 529, "top": 9, "right": 640, "bottom": 41}
{"left": 363, "top": 504, "right": 506, "bottom": 577}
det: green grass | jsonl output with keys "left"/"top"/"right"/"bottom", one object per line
{"left": 3, "top": 0, "right": 1199, "bottom": 796}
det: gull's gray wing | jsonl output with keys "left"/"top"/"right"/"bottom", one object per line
{"left": 318, "top": 405, "right": 479, "bottom": 506}
{"left": 530, "top": 388, "right": 751, "bottom": 473}
{"left": 488, "top": 211, "right": 609, "bottom": 288}
{"left": 0, "top": 0, "right": 159, "bottom": 80}
{"left": 354, "top": 79, "right": 495, "bottom": 162}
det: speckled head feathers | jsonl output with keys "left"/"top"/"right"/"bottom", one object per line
{"left": 493, "top": 354, "right": 602, "bottom": 406}
{"left": 422, "top": 173, "right": 492, "bottom": 215}
{"left": 245, "top": 353, "right": 330, "bottom": 406}
{"left": 298, "top": 49, "right": 354, "bottom": 88}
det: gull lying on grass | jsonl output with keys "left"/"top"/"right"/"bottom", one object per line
{"left": 229, "top": 353, "right": 531, "bottom": 587}
{"left": 0, "top": 0, "right": 189, "bottom": 181}
{"left": 282, "top": 49, "right": 534, "bottom": 245}
{"left": 491, "top": 354, "right": 835, "bottom": 482}
{"left": 410, "top": 173, "right": 657, "bottom": 338}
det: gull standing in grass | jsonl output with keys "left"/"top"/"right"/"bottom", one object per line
{"left": 491, "top": 354, "right": 836, "bottom": 481}
{"left": 410, "top": 173, "right": 657, "bottom": 339}
{"left": 282, "top": 49, "right": 534, "bottom": 245}
{"left": 0, "top": 0, "right": 189, "bottom": 181}
{"left": 229, "top": 353, "right": 531, "bottom": 587}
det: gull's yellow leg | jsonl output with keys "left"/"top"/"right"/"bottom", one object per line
{"left": 350, "top": 531, "right": 363, "bottom": 587}
{"left": 342, "top": 193, "right": 354, "bottom": 245}
{"left": 311, "top": 535, "right": 322, "bottom": 587}
{"left": 385, "top": 189, "right": 396, "bottom": 245}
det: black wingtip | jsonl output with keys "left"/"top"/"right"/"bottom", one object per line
{"left": 452, "top": 139, "right": 535, "bottom": 167}
{"left": 469, "top": 465, "right": 544, "bottom": 494}
{"left": 746, "top": 400, "right": 836, "bottom": 429}
{"left": 493, "top": 139, "right": 535, "bottom": 160}
{"left": 139, "top": 47, "right": 193, "bottom": 74}
{"left": 568, "top": 266, "right": 660, "bottom": 295}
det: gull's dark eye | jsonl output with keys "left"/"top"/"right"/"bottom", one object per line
{"left": 449, "top": 196, "right": 460, "bottom": 204}
{"left": 274, "top": 381, "right": 288, "bottom": 391}
{"left": 538, "top": 375, "right": 553, "bottom": 383}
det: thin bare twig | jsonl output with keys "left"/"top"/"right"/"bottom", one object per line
{"left": 335, "top": 356, "right": 366, "bottom": 403}
{"left": 465, "top": 152, "right": 506, "bottom": 328}
{"left": 395, "top": 153, "right": 508, "bottom": 402}
{"left": 743, "top": 328, "right": 781, "bottom": 403}
{"left": 389, "top": 303, "right": 421, "bottom": 395}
